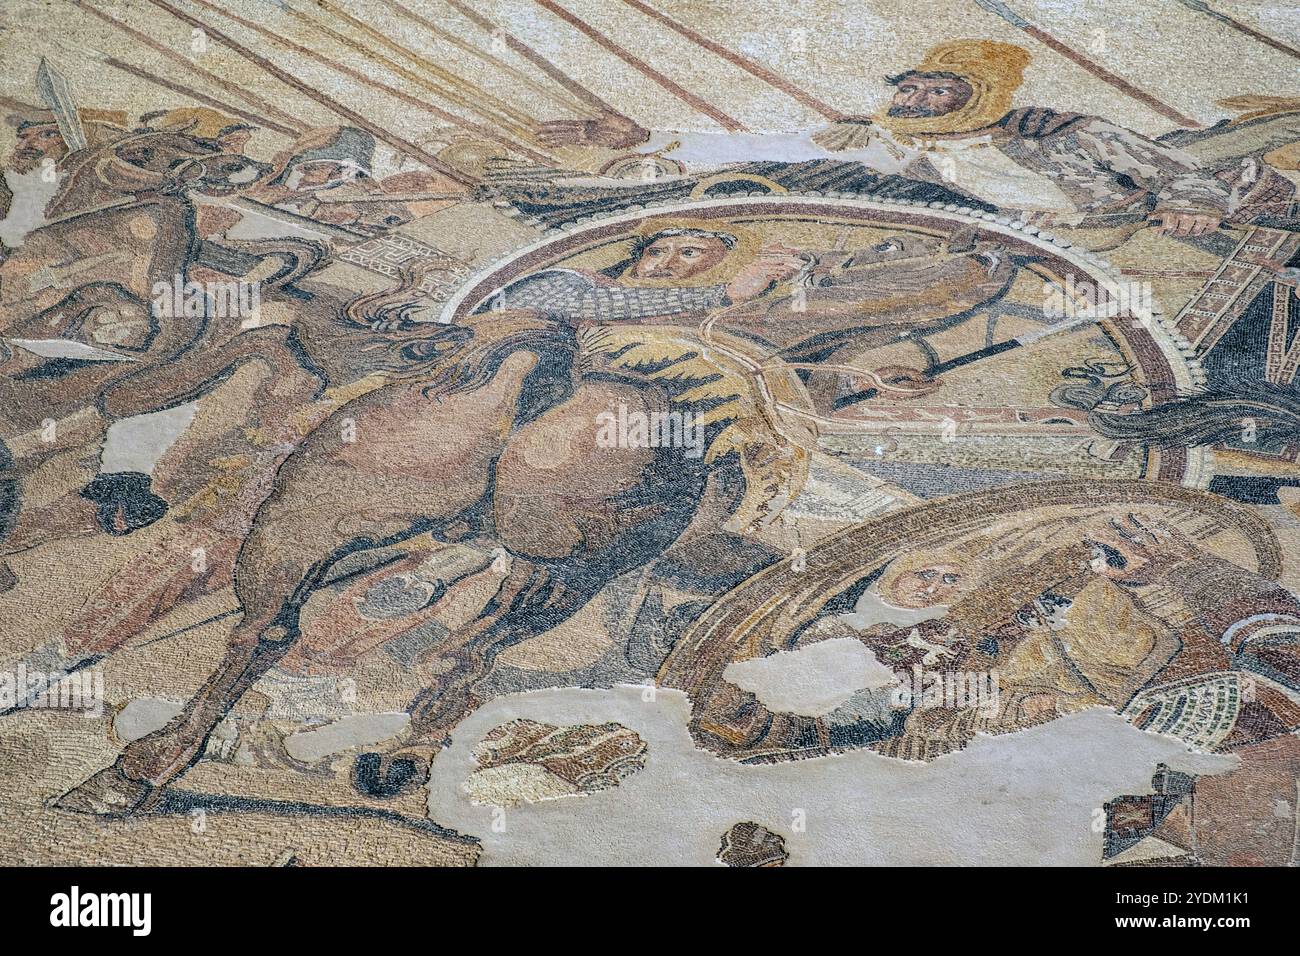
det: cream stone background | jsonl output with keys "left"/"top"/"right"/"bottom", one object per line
{"left": 2, "top": 0, "right": 1299, "bottom": 866}
{"left": 2, "top": 0, "right": 1298, "bottom": 157}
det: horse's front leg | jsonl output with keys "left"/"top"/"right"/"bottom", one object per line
{"left": 55, "top": 355, "right": 537, "bottom": 815}
{"left": 404, "top": 377, "right": 711, "bottom": 747}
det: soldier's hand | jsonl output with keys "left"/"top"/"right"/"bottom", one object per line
{"left": 1154, "top": 211, "right": 1220, "bottom": 237}
{"left": 810, "top": 117, "right": 876, "bottom": 152}
{"left": 537, "top": 111, "right": 650, "bottom": 150}
{"left": 725, "top": 243, "right": 806, "bottom": 302}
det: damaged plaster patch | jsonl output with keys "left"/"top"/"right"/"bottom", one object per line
{"left": 113, "top": 698, "right": 183, "bottom": 743}
{"left": 723, "top": 638, "right": 896, "bottom": 717}
{"left": 284, "top": 713, "right": 411, "bottom": 763}
{"left": 428, "top": 686, "right": 1238, "bottom": 866}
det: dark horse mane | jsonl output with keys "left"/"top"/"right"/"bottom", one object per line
{"left": 340, "top": 259, "right": 575, "bottom": 398}
{"left": 1087, "top": 379, "right": 1300, "bottom": 448}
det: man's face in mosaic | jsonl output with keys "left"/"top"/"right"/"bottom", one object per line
{"left": 10, "top": 123, "right": 67, "bottom": 173}
{"left": 630, "top": 234, "right": 732, "bottom": 280}
{"left": 884, "top": 562, "right": 969, "bottom": 609}
{"left": 887, "top": 74, "right": 974, "bottom": 119}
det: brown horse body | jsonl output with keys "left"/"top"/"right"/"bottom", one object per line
{"left": 0, "top": 130, "right": 280, "bottom": 583}
{"left": 55, "top": 231, "right": 1023, "bottom": 816}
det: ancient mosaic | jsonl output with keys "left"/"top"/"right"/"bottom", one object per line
{"left": 2, "top": 0, "right": 1299, "bottom": 866}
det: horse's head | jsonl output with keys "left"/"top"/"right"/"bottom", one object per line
{"left": 48, "top": 129, "right": 272, "bottom": 218}
{"left": 99, "top": 129, "right": 272, "bottom": 196}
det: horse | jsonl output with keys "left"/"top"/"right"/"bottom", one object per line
{"left": 55, "top": 227, "right": 1022, "bottom": 816}
{"left": 0, "top": 128, "right": 276, "bottom": 588}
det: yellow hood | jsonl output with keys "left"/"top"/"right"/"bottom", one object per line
{"left": 878, "top": 40, "right": 1031, "bottom": 142}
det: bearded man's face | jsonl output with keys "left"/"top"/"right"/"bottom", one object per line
{"left": 630, "top": 235, "right": 730, "bottom": 280}
{"left": 10, "top": 124, "right": 67, "bottom": 173}
{"left": 887, "top": 75, "right": 974, "bottom": 119}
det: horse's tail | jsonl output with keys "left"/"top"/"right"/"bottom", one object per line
{"left": 1087, "top": 380, "right": 1300, "bottom": 448}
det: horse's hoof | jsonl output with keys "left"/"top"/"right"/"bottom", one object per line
{"left": 79, "top": 472, "right": 168, "bottom": 536}
{"left": 352, "top": 751, "right": 429, "bottom": 799}
{"left": 52, "top": 764, "right": 157, "bottom": 817}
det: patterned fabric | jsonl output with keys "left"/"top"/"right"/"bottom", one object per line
{"left": 485, "top": 268, "right": 728, "bottom": 321}
{"left": 906, "top": 110, "right": 1233, "bottom": 218}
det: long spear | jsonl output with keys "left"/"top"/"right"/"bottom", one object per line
{"left": 140, "top": 0, "right": 479, "bottom": 185}
{"left": 183, "top": 0, "right": 556, "bottom": 167}
{"left": 973, "top": 0, "right": 1203, "bottom": 128}
{"left": 305, "top": 0, "right": 543, "bottom": 141}
{"left": 374, "top": 0, "right": 591, "bottom": 116}
{"left": 615, "top": 0, "right": 845, "bottom": 121}
{"left": 530, "top": 0, "right": 748, "bottom": 132}
{"left": 1173, "top": 0, "right": 1300, "bottom": 62}
{"left": 436, "top": 0, "right": 620, "bottom": 116}
{"left": 67, "top": 0, "right": 306, "bottom": 135}
{"left": 82, "top": 47, "right": 301, "bottom": 138}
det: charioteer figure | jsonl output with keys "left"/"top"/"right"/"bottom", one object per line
{"left": 540, "top": 40, "right": 1232, "bottom": 239}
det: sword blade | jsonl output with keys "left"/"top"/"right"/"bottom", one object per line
{"left": 35, "top": 58, "right": 88, "bottom": 152}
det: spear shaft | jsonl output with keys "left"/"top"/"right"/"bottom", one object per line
{"left": 973, "top": 0, "right": 1202, "bottom": 128}
{"left": 304, "top": 0, "right": 542, "bottom": 139}
{"left": 375, "top": 0, "right": 591, "bottom": 116}
{"left": 1173, "top": 0, "right": 1300, "bottom": 62}
{"left": 89, "top": 50, "right": 300, "bottom": 138}
{"left": 67, "top": 0, "right": 305, "bottom": 135}
{"left": 531, "top": 0, "right": 748, "bottom": 132}
{"left": 185, "top": 0, "right": 556, "bottom": 168}
{"left": 141, "top": 0, "right": 480, "bottom": 186}
{"left": 615, "top": 0, "right": 844, "bottom": 121}
{"left": 437, "top": 0, "right": 619, "bottom": 116}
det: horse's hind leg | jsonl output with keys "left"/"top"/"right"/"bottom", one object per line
{"left": 55, "top": 467, "right": 499, "bottom": 814}
{"left": 401, "top": 556, "right": 571, "bottom": 744}
{"left": 51, "top": 473, "right": 392, "bottom": 815}
{"left": 52, "top": 546, "right": 331, "bottom": 816}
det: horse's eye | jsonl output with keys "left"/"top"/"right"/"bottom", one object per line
{"left": 128, "top": 148, "right": 155, "bottom": 165}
